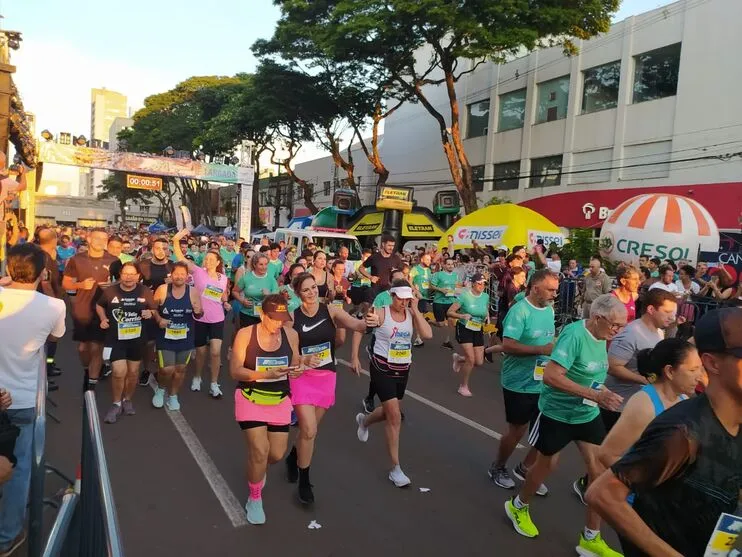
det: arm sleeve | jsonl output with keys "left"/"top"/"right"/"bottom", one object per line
{"left": 549, "top": 327, "right": 580, "bottom": 370}
{"left": 607, "top": 330, "right": 636, "bottom": 363}
{"left": 63, "top": 256, "right": 78, "bottom": 279}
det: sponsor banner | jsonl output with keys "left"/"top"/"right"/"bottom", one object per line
{"left": 127, "top": 174, "right": 162, "bottom": 191}
{"left": 402, "top": 212, "right": 444, "bottom": 238}
{"left": 378, "top": 186, "right": 412, "bottom": 200}
{"left": 452, "top": 225, "right": 508, "bottom": 245}
{"left": 528, "top": 229, "right": 565, "bottom": 248}
{"left": 601, "top": 232, "right": 693, "bottom": 262}
{"left": 238, "top": 184, "right": 253, "bottom": 242}
{"left": 348, "top": 212, "right": 383, "bottom": 236}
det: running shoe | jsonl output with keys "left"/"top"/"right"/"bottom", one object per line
{"left": 504, "top": 498, "right": 539, "bottom": 538}
{"left": 139, "top": 370, "right": 151, "bottom": 387}
{"left": 512, "top": 462, "right": 549, "bottom": 496}
{"left": 457, "top": 385, "right": 473, "bottom": 397}
{"left": 413, "top": 337, "right": 424, "bottom": 347}
{"left": 48, "top": 381, "right": 59, "bottom": 392}
{"left": 166, "top": 395, "right": 181, "bottom": 411}
{"left": 285, "top": 450, "right": 298, "bottom": 484}
{"left": 298, "top": 482, "right": 315, "bottom": 504}
{"left": 442, "top": 341, "right": 454, "bottom": 350}
{"left": 388, "top": 467, "right": 411, "bottom": 488}
{"left": 0, "top": 529, "right": 26, "bottom": 557}
{"left": 209, "top": 383, "right": 223, "bottom": 399}
{"left": 576, "top": 533, "right": 623, "bottom": 557}
{"left": 290, "top": 411, "right": 298, "bottom": 426}
{"left": 47, "top": 365, "right": 62, "bottom": 377}
{"left": 573, "top": 475, "right": 588, "bottom": 506}
{"left": 152, "top": 387, "right": 166, "bottom": 409}
{"left": 104, "top": 404, "right": 122, "bottom": 424}
{"left": 452, "top": 353, "right": 464, "bottom": 373}
{"left": 484, "top": 352, "right": 493, "bottom": 363}
{"left": 362, "top": 397, "right": 375, "bottom": 414}
{"left": 488, "top": 465, "right": 515, "bottom": 489}
{"left": 245, "top": 497, "right": 266, "bottom": 525}
{"left": 356, "top": 412, "right": 369, "bottom": 442}
{"left": 101, "top": 363, "right": 112, "bottom": 379}
{"left": 191, "top": 376, "right": 202, "bottom": 392}
{"left": 122, "top": 399, "right": 135, "bottom": 416}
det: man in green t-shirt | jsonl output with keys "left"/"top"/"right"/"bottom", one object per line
{"left": 505, "top": 294, "right": 626, "bottom": 557}
{"left": 267, "top": 242, "right": 284, "bottom": 281}
{"left": 219, "top": 240, "right": 238, "bottom": 281}
{"left": 409, "top": 253, "right": 433, "bottom": 347}
{"left": 430, "top": 257, "right": 459, "bottom": 349}
{"left": 488, "top": 270, "right": 558, "bottom": 494}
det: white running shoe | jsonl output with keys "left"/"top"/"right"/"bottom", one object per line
{"left": 209, "top": 383, "right": 223, "bottom": 399}
{"left": 356, "top": 412, "right": 369, "bottom": 442}
{"left": 452, "top": 353, "right": 464, "bottom": 373}
{"left": 191, "top": 377, "right": 202, "bottom": 392}
{"left": 389, "top": 466, "right": 411, "bottom": 488}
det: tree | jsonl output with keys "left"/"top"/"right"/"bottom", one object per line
{"left": 97, "top": 172, "right": 152, "bottom": 224}
{"left": 266, "top": 0, "right": 619, "bottom": 212}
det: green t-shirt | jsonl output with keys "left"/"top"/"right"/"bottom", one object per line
{"left": 538, "top": 320, "right": 608, "bottom": 424}
{"left": 268, "top": 258, "right": 284, "bottom": 281}
{"left": 351, "top": 260, "right": 372, "bottom": 287}
{"left": 188, "top": 250, "right": 204, "bottom": 266}
{"left": 500, "top": 298, "right": 555, "bottom": 394}
{"left": 281, "top": 285, "right": 302, "bottom": 313}
{"left": 431, "top": 271, "right": 458, "bottom": 304}
{"left": 409, "top": 264, "right": 432, "bottom": 300}
{"left": 119, "top": 253, "right": 134, "bottom": 264}
{"left": 456, "top": 289, "right": 490, "bottom": 330}
{"left": 372, "top": 290, "right": 392, "bottom": 308}
{"left": 220, "top": 248, "right": 238, "bottom": 279}
{"left": 237, "top": 271, "right": 279, "bottom": 316}
{"left": 513, "top": 291, "right": 526, "bottom": 304}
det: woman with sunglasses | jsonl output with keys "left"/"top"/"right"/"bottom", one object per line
{"left": 284, "top": 272, "right": 366, "bottom": 505}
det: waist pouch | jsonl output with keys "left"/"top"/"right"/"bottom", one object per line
{"left": 240, "top": 387, "right": 288, "bottom": 406}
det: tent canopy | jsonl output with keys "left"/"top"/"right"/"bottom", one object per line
{"left": 192, "top": 224, "right": 216, "bottom": 236}
{"left": 147, "top": 221, "right": 168, "bottom": 233}
{"left": 438, "top": 204, "right": 564, "bottom": 251}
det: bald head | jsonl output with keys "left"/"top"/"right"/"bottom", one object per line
{"left": 37, "top": 227, "right": 58, "bottom": 247}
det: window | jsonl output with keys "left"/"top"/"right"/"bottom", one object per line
{"left": 530, "top": 156, "right": 563, "bottom": 188}
{"left": 323, "top": 181, "right": 331, "bottom": 196}
{"left": 570, "top": 149, "right": 612, "bottom": 185}
{"left": 466, "top": 100, "right": 490, "bottom": 138}
{"left": 582, "top": 61, "right": 621, "bottom": 114}
{"left": 536, "top": 76, "right": 570, "bottom": 123}
{"left": 633, "top": 43, "right": 681, "bottom": 103}
{"left": 472, "top": 165, "right": 485, "bottom": 192}
{"left": 621, "top": 141, "right": 672, "bottom": 180}
{"left": 498, "top": 89, "right": 526, "bottom": 132}
{"left": 493, "top": 161, "right": 520, "bottom": 190}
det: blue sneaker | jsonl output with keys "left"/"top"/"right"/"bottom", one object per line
{"left": 152, "top": 387, "right": 166, "bottom": 409}
{"left": 245, "top": 497, "right": 265, "bottom": 525}
{"left": 166, "top": 395, "right": 180, "bottom": 411}
{"left": 290, "top": 411, "right": 298, "bottom": 427}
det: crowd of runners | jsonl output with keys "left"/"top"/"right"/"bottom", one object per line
{"left": 0, "top": 221, "right": 740, "bottom": 557}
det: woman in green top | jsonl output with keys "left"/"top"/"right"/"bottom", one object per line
{"left": 447, "top": 273, "right": 490, "bottom": 397}
{"left": 232, "top": 253, "right": 279, "bottom": 329}
{"left": 281, "top": 263, "right": 306, "bottom": 313}
{"left": 430, "top": 257, "right": 460, "bottom": 349}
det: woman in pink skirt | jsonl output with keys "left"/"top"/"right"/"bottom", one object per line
{"left": 285, "top": 272, "right": 367, "bottom": 505}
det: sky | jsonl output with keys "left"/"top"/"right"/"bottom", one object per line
{"left": 5, "top": 0, "right": 672, "bottom": 147}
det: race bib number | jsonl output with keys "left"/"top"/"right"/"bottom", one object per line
{"left": 445, "top": 288, "right": 456, "bottom": 297}
{"left": 465, "top": 317, "right": 483, "bottom": 331}
{"left": 583, "top": 380, "right": 602, "bottom": 407}
{"left": 360, "top": 277, "right": 371, "bottom": 286}
{"left": 164, "top": 323, "right": 188, "bottom": 341}
{"left": 117, "top": 321, "right": 142, "bottom": 340}
{"left": 421, "top": 281, "right": 430, "bottom": 290}
{"left": 249, "top": 302, "right": 263, "bottom": 317}
{"left": 533, "top": 357, "right": 548, "bottom": 381}
{"left": 301, "top": 342, "right": 332, "bottom": 368}
{"left": 203, "top": 284, "right": 224, "bottom": 303}
{"left": 705, "top": 513, "right": 742, "bottom": 556}
{"left": 331, "top": 299, "right": 344, "bottom": 307}
{"left": 388, "top": 341, "right": 412, "bottom": 364}
{"left": 255, "top": 356, "right": 289, "bottom": 379}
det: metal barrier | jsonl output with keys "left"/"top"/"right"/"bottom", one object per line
{"left": 28, "top": 352, "right": 48, "bottom": 557}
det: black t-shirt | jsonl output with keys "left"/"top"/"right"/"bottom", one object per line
{"left": 37, "top": 251, "right": 62, "bottom": 298}
{"left": 611, "top": 394, "right": 742, "bottom": 556}
{"left": 97, "top": 284, "right": 156, "bottom": 344}
{"left": 140, "top": 259, "right": 173, "bottom": 291}
{"left": 109, "top": 258, "right": 123, "bottom": 282}
{"left": 364, "top": 251, "right": 403, "bottom": 290}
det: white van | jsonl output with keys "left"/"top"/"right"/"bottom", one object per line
{"left": 273, "top": 228, "right": 363, "bottom": 262}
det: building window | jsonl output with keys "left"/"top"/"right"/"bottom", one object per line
{"left": 472, "top": 165, "right": 485, "bottom": 192}
{"left": 570, "top": 148, "right": 612, "bottom": 185}
{"left": 497, "top": 89, "right": 526, "bottom": 132}
{"left": 582, "top": 61, "right": 621, "bottom": 114}
{"left": 530, "top": 155, "right": 563, "bottom": 188}
{"left": 323, "top": 181, "right": 331, "bottom": 196}
{"left": 536, "top": 76, "right": 570, "bottom": 123}
{"left": 493, "top": 161, "right": 520, "bottom": 190}
{"left": 621, "top": 141, "right": 672, "bottom": 180}
{"left": 632, "top": 43, "right": 681, "bottom": 104}
{"left": 466, "top": 100, "right": 490, "bottom": 138}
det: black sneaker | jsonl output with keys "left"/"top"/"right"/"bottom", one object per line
{"left": 484, "top": 352, "right": 493, "bottom": 363}
{"left": 286, "top": 452, "right": 298, "bottom": 484}
{"left": 47, "top": 380, "right": 59, "bottom": 392}
{"left": 47, "top": 365, "right": 62, "bottom": 377}
{"left": 362, "top": 397, "right": 375, "bottom": 414}
{"left": 138, "top": 370, "right": 151, "bottom": 387}
{"left": 573, "top": 475, "right": 588, "bottom": 505}
{"left": 101, "top": 363, "right": 112, "bottom": 379}
{"left": 298, "top": 482, "right": 315, "bottom": 505}
{"left": 442, "top": 341, "right": 454, "bottom": 350}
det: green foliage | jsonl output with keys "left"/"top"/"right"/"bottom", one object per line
{"left": 484, "top": 196, "right": 510, "bottom": 207}
{"left": 559, "top": 228, "right": 599, "bottom": 266}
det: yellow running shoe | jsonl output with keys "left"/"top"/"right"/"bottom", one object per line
{"left": 504, "top": 498, "right": 539, "bottom": 538}
{"left": 576, "top": 533, "right": 623, "bottom": 557}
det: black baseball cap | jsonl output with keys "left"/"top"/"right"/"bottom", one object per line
{"left": 471, "top": 272, "right": 487, "bottom": 283}
{"left": 695, "top": 307, "right": 742, "bottom": 358}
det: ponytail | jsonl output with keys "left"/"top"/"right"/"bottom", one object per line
{"left": 636, "top": 338, "right": 695, "bottom": 383}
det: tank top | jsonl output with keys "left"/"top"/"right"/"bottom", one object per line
{"left": 611, "top": 290, "right": 636, "bottom": 322}
{"left": 641, "top": 383, "right": 688, "bottom": 417}
{"left": 313, "top": 270, "right": 329, "bottom": 299}
{"left": 240, "top": 326, "right": 292, "bottom": 394}
{"left": 372, "top": 307, "right": 414, "bottom": 374}
{"left": 293, "top": 304, "right": 336, "bottom": 372}
{"left": 157, "top": 285, "right": 195, "bottom": 351}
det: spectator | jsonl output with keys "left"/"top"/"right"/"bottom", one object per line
{"left": 546, "top": 252, "right": 562, "bottom": 274}
{"left": 564, "top": 259, "right": 582, "bottom": 278}
{"left": 649, "top": 265, "right": 680, "bottom": 294}
{"left": 694, "top": 262, "right": 710, "bottom": 285}
{"left": 648, "top": 257, "right": 662, "bottom": 278}
{"left": 675, "top": 264, "right": 700, "bottom": 297}
{"left": 582, "top": 256, "right": 613, "bottom": 317}
{"left": 0, "top": 244, "right": 66, "bottom": 554}
{"left": 700, "top": 268, "right": 736, "bottom": 301}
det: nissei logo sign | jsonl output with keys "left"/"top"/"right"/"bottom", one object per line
{"left": 455, "top": 226, "right": 507, "bottom": 243}
{"left": 528, "top": 230, "right": 565, "bottom": 247}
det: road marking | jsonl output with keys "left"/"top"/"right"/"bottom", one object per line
{"left": 152, "top": 385, "right": 248, "bottom": 528}
{"left": 336, "top": 358, "right": 522, "bottom": 447}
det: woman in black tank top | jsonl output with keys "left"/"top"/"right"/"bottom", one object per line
{"left": 309, "top": 250, "right": 329, "bottom": 300}
{"left": 229, "top": 293, "right": 303, "bottom": 526}
{"left": 284, "top": 272, "right": 367, "bottom": 505}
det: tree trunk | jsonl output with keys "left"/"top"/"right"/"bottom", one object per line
{"left": 284, "top": 164, "right": 319, "bottom": 214}
{"left": 119, "top": 200, "right": 127, "bottom": 224}
{"left": 325, "top": 128, "right": 356, "bottom": 191}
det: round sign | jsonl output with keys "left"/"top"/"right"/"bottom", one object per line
{"left": 599, "top": 194, "right": 719, "bottom": 265}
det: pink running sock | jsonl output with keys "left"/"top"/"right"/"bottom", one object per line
{"left": 248, "top": 481, "right": 263, "bottom": 501}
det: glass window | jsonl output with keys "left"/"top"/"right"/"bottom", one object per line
{"left": 536, "top": 76, "right": 570, "bottom": 123}
{"left": 530, "top": 156, "right": 563, "bottom": 188}
{"left": 466, "top": 100, "right": 490, "bottom": 138}
{"left": 498, "top": 89, "right": 526, "bottom": 132}
{"left": 582, "top": 61, "right": 621, "bottom": 114}
{"left": 633, "top": 43, "right": 681, "bottom": 104}
{"left": 472, "top": 165, "right": 485, "bottom": 192}
{"left": 493, "top": 161, "right": 521, "bottom": 190}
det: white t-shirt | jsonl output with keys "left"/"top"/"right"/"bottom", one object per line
{"left": 547, "top": 260, "right": 562, "bottom": 273}
{"left": 0, "top": 288, "right": 66, "bottom": 409}
{"left": 675, "top": 280, "right": 700, "bottom": 296}
{"left": 649, "top": 281, "right": 680, "bottom": 294}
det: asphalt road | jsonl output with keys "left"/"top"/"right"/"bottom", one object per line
{"left": 42, "top": 320, "right": 621, "bottom": 557}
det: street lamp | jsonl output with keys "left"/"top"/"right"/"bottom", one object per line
{"left": 40, "top": 129, "right": 53, "bottom": 142}
{"left": 74, "top": 135, "right": 87, "bottom": 146}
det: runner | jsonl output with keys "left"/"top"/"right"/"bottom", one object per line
{"left": 62, "top": 228, "right": 116, "bottom": 391}
{"left": 284, "top": 272, "right": 366, "bottom": 504}
{"left": 488, "top": 270, "right": 558, "bottom": 493}
{"left": 233, "top": 252, "right": 279, "bottom": 329}
{"left": 348, "top": 248, "right": 373, "bottom": 318}
{"left": 281, "top": 263, "right": 306, "bottom": 313}
{"left": 151, "top": 262, "right": 203, "bottom": 411}
{"left": 308, "top": 250, "right": 329, "bottom": 300}
{"left": 357, "top": 233, "right": 403, "bottom": 302}
{"left": 95, "top": 261, "right": 157, "bottom": 424}
{"left": 173, "top": 229, "right": 230, "bottom": 399}
{"left": 36, "top": 227, "right": 64, "bottom": 381}
{"left": 267, "top": 242, "right": 283, "bottom": 281}
{"left": 447, "top": 272, "right": 491, "bottom": 397}
{"left": 219, "top": 238, "right": 238, "bottom": 282}
{"left": 587, "top": 307, "right": 742, "bottom": 557}
{"left": 430, "top": 257, "right": 459, "bottom": 349}
{"left": 409, "top": 252, "right": 433, "bottom": 347}
{"left": 327, "top": 260, "right": 351, "bottom": 308}
{"left": 611, "top": 266, "right": 640, "bottom": 323}
{"left": 504, "top": 294, "right": 626, "bottom": 557}
{"left": 355, "top": 280, "right": 433, "bottom": 487}
{"left": 230, "top": 294, "right": 305, "bottom": 525}
{"left": 496, "top": 266, "right": 527, "bottom": 339}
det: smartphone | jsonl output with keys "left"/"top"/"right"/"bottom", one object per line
{"left": 284, "top": 366, "right": 299, "bottom": 371}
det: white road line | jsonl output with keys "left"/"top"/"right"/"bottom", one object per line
{"left": 336, "top": 358, "right": 522, "bottom": 447}
{"left": 152, "top": 385, "right": 248, "bottom": 528}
